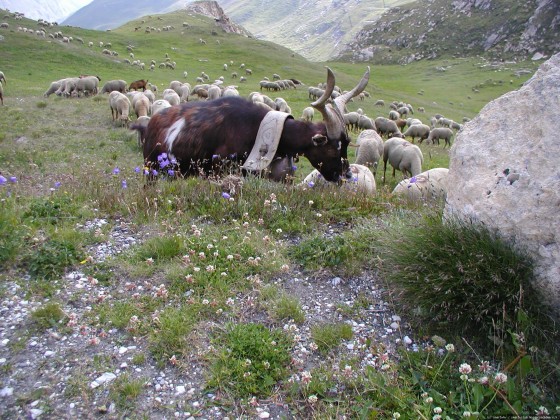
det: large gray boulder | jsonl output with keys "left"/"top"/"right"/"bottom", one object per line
{"left": 444, "top": 53, "right": 560, "bottom": 316}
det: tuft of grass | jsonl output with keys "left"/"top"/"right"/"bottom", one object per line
{"left": 23, "top": 238, "right": 82, "bottom": 281}
{"left": 36, "top": 101, "right": 47, "bottom": 109}
{"left": 207, "top": 322, "right": 293, "bottom": 398}
{"left": 372, "top": 212, "right": 557, "bottom": 349}
{"left": 267, "top": 292, "right": 305, "bottom": 324}
{"left": 109, "top": 374, "right": 145, "bottom": 411}
{"left": 30, "top": 302, "right": 66, "bottom": 332}
{"left": 310, "top": 322, "right": 353, "bottom": 355}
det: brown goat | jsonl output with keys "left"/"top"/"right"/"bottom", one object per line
{"left": 129, "top": 79, "right": 148, "bottom": 91}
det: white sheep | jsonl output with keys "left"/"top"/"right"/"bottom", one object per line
{"left": 109, "top": 91, "right": 131, "bottom": 127}
{"left": 207, "top": 85, "right": 222, "bottom": 101}
{"left": 133, "top": 116, "right": 151, "bottom": 147}
{"left": 0, "top": 71, "right": 7, "bottom": 85}
{"left": 301, "top": 106, "right": 314, "bottom": 122}
{"left": 143, "top": 89, "right": 155, "bottom": 103}
{"left": 383, "top": 137, "right": 423, "bottom": 181}
{"left": 301, "top": 164, "right": 376, "bottom": 195}
{"left": 353, "top": 129, "right": 384, "bottom": 176}
{"left": 132, "top": 93, "right": 151, "bottom": 118}
{"left": 375, "top": 116, "right": 403, "bottom": 138}
{"left": 402, "top": 124, "right": 431, "bottom": 143}
{"left": 163, "top": 89, "right": 180, "bottom": 106}
{"left": 425, "top": 127, "right": 454, "bottom": 147}
{"left": 392, "top": 168, "right": 449, "bottom": 202}
{"left": 222, "top": 86, "right": 239, "bottom": 97}
{"left": 151, "top": 99, "right": 171, "bottom": 116}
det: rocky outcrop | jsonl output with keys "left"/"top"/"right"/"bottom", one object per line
{"left": 444, "top": 53, "right": 560, "bottom": 316}
{"left": 186, "top": 1, "right": 250, "bottom": 36}
{"left": 341, "top": 0, "right": 560, "bottom": 64}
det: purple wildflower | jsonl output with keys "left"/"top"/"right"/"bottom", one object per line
{"left": 159, "top": 159, "right": 170, "bottom": 169}
{"left": 157, "top": 153, "right": 168, "bottom": 162}
{"left": 54, "top": 181, "right": 61, "bottom": 189}
{"left": 134, "top": 166, "right": 141, "bottom": 173}
{"left": 151, "top": 169, "right": 158, "bottom": 176}
{"left": 167, "top": 169, "right": 175, "bottom": 177}
{"left": 292, "top": 165, "right": 297, "bottom": 171}
{"left": 143, "top": 168, "right": 150, "bottom": 176}
{"left": 307, "top": 181, "right": 315, "bottom": 188}
{"left": 0, "top": 175, "right": 6, "bottom": 185}
{"left": 121, "top": 179, "right": 128, "bottom": 189}
{"left": 112, "top": 167, "right": 120, "bottom": 175}
{"left": 222, "top": 192, "right": 231, "bottom": 199}
{"left": 409, "top": 176, "right": 417, "bottom": 183}
{"left": 9, "top": 176, "right": 17, "bottom": 183}
{"left": 170, "top": 157, "right": 177, "bottom": 165}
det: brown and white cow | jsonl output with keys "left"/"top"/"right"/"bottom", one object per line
{"left": 133, "top": 67, "right": 370, "bottom": 183}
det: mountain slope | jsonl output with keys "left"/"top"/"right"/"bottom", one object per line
{"left": 62, "top": 0, "right": 414, "bottom": 61}
{"left": 215, "top": 0, "right": 413, "bottom": 62}
{"left": 62, "top": 0, "right": 186, "bottom": 31}
{"left": 339, "top": 0, "right": 560, "bottom": 64}
{"left": 0, "top": 0, "right": 92, "bottom": 22}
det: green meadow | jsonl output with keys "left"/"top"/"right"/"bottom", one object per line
{"left": 0, "top": 8, "right": 557, "bottom": 419}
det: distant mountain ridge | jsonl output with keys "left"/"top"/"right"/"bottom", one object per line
{"left": 62, "top": 0, "right": 414, "bottom": 61}
{"left": 338, "top": 0, "right": 560, "bottom": 64}
{"left": 0, "top": 0, "right": 92, "bottom": 22}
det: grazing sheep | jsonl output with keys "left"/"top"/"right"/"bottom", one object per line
{"left": 344, "top": 112, "right": 360, "bottom": 131}
{"left": 109, "top": 91, "right": 131, "bottom": 127}
{"left": 58, "top": 77, "right": 80, "bottom": 97}
{"left": 357, "top": 115, "right": 375, "bottom": 131}
{"left": 0, "top": 71, "right": 6, "bottom": 85}
{"left": 383, "top": 137, "right": 423, "bottom": 181}
{"left": 406, "top": 118, "right": 423, "bottom": 127}
{"left": 207, "top": 84, "right": 222, "bottom": 101}
{"left": 151, "top": 99, "right": 171, "bottom": 116}
{"left": 353, "top": 129, "right": 384, "bottom": 176}
{"left": 74, "top": 75, "right": 100, "bottom": 96}
{"left": 301, "top": 164, "right": 376, "bottom": 195}
{"left": 301, "top": 106, "right": 314, "bottom": 122}
{"left": 169, "top": 80, "right": 184, "bottom": 95}
{"left": 450, "top": 121, "right": 462, "bottom": 130}
{"left": 392, "top": 168, "right": 449, "bottom": 202}
{"left": 375, "top": 117, "right": 404, "bottom": 138}
{"left": 425, "top": 127, "right": 454, "bottom": 147}
{"left": 402, "top": 124, "right": 431, "bottom": 143}
{"left": 374, "top": 99, "right": 385, "bottom": 107}
{"left": 274, "top": 97, "right": 290, "bottom": 113}
{"left": 222, "top": 86, "right": 239, "bottom": 97}
{"left": 388, "top": 110, "right": 400, "bottom": 120}
{"left": 245, "top": 68, "right": 252, "bottom": 75}
{"left": 143, "top": 89, "right": 156, "bottom": 103}
{"left": 134, "top": 116, "right": 151, "bottom": 147}
{"left": 44, "top": 78, "right": 69, "bottom": 97}
{"left": 163, "top": 89, "right": 181, "bottom": 106}
{"left": 133, "top": 93, "right": 151, "bottom": 118}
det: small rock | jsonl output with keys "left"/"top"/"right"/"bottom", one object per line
{"left": 258, "top": 412, "right": 270, "bottom": 419}
{"left": 403, "top": 336, "right": 413, "bottom": 345}
{"left": 176, "top": 385, "right": 186, "bottom": 395}
{"left": 118, "top": 347, "right": 128, "bottom": 355}
{"left": 44, "top": 351, "right": 55, "bottom": 357}
{"left": 331, "top": 277, "right": 342, "bottom": 286}
{"left": 91, "top": 372, "right": 117, "bottom": 388}
{"left": 30, "top": 409, "right": 43, "bottom": 419}
{"left": 0, "top": 387, "right": 14, "bottom": 397}
{"left": 390, "top": 322, "right": 399, "bottom": 330}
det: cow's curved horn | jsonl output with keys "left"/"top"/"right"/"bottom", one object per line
{"left": 311, "top": 67, "right": 370, "bottom": 141}
{"left": 333, "top": 66, "right": 370, "bottom": 115}
{"left": 311, "top": 67, "right": 344, "bottom": 140}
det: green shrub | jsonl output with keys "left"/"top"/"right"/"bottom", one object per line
{"left": 30, "top": 302, "right": 66, "bottom": 331}
{"left": 24, "top": 239, "right": 82, "bottom": 280}
{"left": 207, "top": 323, "right": 292, "bottom": 398}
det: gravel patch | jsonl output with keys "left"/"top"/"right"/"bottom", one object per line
{"left": 0, "top": 219, "right": 417, "bottom": 419}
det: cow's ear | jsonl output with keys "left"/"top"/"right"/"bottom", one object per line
{"left": 312, "top": 134, "right": 328, "bottom": 146}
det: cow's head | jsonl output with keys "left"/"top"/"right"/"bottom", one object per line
{"left": 308, "top": 67, "right": 370, "bottom": 182}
